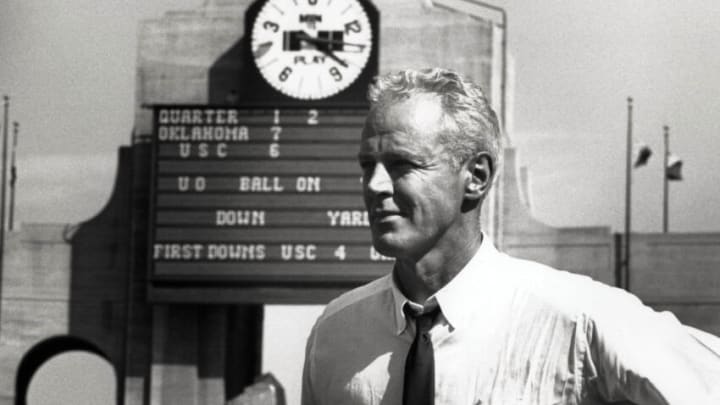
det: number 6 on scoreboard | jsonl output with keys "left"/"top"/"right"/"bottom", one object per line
{"left": 334, "top": 245, "right": 346, "bottom": 261}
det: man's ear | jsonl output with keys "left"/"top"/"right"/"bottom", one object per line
{"left": 464, "top": 152, "right": 495, "bottom": 201}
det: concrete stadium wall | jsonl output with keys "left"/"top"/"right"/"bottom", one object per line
{"left": 627, "top": 233, "right": 720, "bottom": 336}
{"left": 0, "top": 224, "right": 78, "bottom": 404}
{"left": 501, "top": 147, "right": 616, "bottom": 285}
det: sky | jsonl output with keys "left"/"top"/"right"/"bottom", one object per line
{"left": 2, "top": 0, "right": 720, "bottom": 403}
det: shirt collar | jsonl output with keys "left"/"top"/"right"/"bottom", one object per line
{"left": 434, "top": 236, "right": 500, "bottom": 331}
{"left": 389, "top": 235, "right": 501, "bottom": 335}
{"left": 390, "top": 272, "right": 413, "bottom": 335}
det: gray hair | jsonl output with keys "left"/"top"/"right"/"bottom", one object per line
{"left": 367, "top": 68, "right": 502, "bottom": 173}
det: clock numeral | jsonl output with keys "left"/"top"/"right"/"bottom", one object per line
{"left": 307, "top": 109, "right": 319, "bottom": 125}
{"left": 308, "top": 0, "right": 318, "bottom": 5}
{"left": 344, "top": 20, "right": 362, "bottom": 34}
{"left": 329, "top": 66, "right": 343, "bottom": 82}
{"left": 279, "top": 67, "right": 293, "bottom": 82}
{"left": 264, "top": 21, "right": 279, "bottom": 33}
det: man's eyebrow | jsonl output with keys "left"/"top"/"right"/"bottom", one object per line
{"left": 382, "top": 151, "right": 413, "bottom": 160}
{"left": 385, "top": 146, "right": 429, "bottom": 160}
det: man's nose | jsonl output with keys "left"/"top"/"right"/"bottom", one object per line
{"left": 366, "top": 163, "right": 393, "bottom": 195}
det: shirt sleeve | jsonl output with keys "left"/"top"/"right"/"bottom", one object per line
{"left": 301, "top": 321, "right": 319, "bottom": 405}
{"left": 582, "top": 287, "right": 720, "bottom": 405}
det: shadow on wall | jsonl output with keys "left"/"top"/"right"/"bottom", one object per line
{"left": 68, "top": 146, "right": 139, "bottom": 404}
{"left": 209, "top": 36, "right": 247, "bottom": 105}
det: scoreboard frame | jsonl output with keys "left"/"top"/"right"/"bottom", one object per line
{"left": 146, "top": 104, "right": 394, "bottom": 304}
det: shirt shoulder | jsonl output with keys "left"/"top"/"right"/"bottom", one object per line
{"left": 495, "top": 253, "right": 645, "bottom": 319}
{"left": 304, "top": 275, "right": 406, "bottom": 405}
{"left": 315, "top": 274, "right": 394, "bottom": 331}
{"left": 491, "top": 255, "right": 720, "bottom": 403}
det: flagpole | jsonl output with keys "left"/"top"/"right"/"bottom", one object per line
{"left": 9, "top": 121, "right": 18, "bottom": 231}
{"left": 623, "top": 97, "right": 633, "bottom": 290}
{"left": 662, "top": 125, "right": 669, "bottom": 233}
{"left": 0, "top": 96, "right": 8, "bottom": 312}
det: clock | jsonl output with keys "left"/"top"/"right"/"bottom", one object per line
{"left": 249, "top": 0, "right": 375, "bottom": 100}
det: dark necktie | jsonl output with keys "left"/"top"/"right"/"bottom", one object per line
{"left": 403, "top": 306, "right": 440, "bottom": 405}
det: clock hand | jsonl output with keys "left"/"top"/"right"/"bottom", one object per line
{"left": 318, "top": 47, "right": 349, "bottom": 68}
{"left": 297, "top": 35, "right": 367, "bottom": 51}
{"left": 297, "top": 32, "right": 349, "bottom": 68}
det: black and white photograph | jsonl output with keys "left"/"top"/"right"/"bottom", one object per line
{"left": 0, "top": 0, "right": 719, "bottom": 404}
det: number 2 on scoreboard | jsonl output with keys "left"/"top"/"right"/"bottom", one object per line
{"left": 307, "top": 109, "right": 319, "bottom": 125}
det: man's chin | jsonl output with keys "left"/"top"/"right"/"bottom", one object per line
{"left": 371, "top": 234, "right": 406, "bottom": 258}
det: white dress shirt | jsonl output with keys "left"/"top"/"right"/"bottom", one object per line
{"left": 302, "top": 240, "right": 720, "bottom": 405}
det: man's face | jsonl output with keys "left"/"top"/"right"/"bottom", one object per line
{"left": 358, "top": 95, "right": 468, "bottom": 261}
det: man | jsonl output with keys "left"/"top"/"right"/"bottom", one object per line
{"left": 301, "top": 68, "right": 720, "bottom": 404}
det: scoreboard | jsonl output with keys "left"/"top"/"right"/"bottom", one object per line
{"left": 147, "top": 105, "right": 392, "bottom": 303}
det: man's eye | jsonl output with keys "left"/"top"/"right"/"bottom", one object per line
{"left": 389, "top": 160, "right": 415, "bottom": 170}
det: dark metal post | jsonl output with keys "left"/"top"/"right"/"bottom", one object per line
{"left": 0, "top": 95, "right": 7, "bottom": 331}
{"left": 662, "top": 125, "right": 669, "bottom": 233}
{"left": 624, "top": 97, "right": 633, "bottom": 290}
{"left": 9, "top": 122, "right": 18, "bottom": 231}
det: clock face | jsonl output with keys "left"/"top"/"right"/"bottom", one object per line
{"left": 250, "top": 0, "right": 373, "bottom": 100}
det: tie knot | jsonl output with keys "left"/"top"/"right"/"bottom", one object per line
{"left": 405, "top": 305, "right": 440, "bottom": 333}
